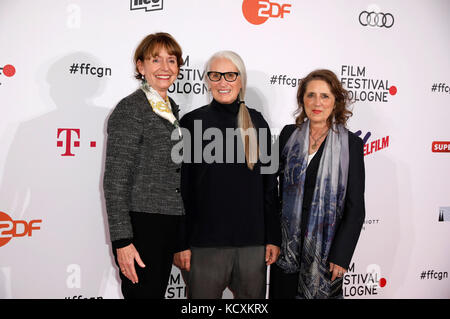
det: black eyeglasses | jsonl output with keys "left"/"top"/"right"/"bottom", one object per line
{"left": 207, "top": 71, "right": 240, "bottom": 82}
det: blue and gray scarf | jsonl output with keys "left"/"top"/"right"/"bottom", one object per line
{"left": 276, "top": 120, "right": 349, "bottom": 299}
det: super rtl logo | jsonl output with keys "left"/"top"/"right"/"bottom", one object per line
{"left": 0, "top": 211, "right": 42, "bottom": 248}
{"left": 242, "top": 0, "right": 291, "bottom": 25}
{"left": 432, "top": 141, "right": 450, "bottom": 153}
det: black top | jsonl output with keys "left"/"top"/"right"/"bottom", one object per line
{"left": 278, "top": 124, "right": 365, "bottom": 270}
{"left": 178, "top": 99, "right": 281, "bottom": 251}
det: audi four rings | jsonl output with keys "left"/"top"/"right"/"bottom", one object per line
{"left": 359, "top": 11, "right": 394, "bottom": 28}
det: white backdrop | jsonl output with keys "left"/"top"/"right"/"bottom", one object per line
{"left": 1, "top": 0, "right": 449, "bottom": 299}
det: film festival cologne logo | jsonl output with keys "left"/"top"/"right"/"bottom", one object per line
{"left": 0, "top": 211, "right": 42, "bottom": 248}
{"left": 340, "top": 65, "right": 397, "bottom": 103}
{"left": 242, "top": 0, "right": 291, "bottom": 25}
{"left": 168, "top": 55, "right": 209, "bottom": 96}
{"left": 343, "top": 262, "right": 387, "bottom": 298}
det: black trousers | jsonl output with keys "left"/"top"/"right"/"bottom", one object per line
{"left": 113, "top": 212, "right": 181, "bottom": 299}
{"left": 269, "top": 262, "right": 344, "bottom": 299}
{"left": 269, "top": 263, "right": 299, "bottom": 299}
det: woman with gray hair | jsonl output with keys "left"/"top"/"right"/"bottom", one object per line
{"left": 174, "top": 51, "right": 281, "bottom": 299}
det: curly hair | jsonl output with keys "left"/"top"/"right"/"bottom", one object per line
{"left": 294, "top": 69, "right": 353, "bottom": 129}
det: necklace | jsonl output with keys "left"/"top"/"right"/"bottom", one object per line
{"left": 310, "top": 128, "right": 329, "bottom": 150}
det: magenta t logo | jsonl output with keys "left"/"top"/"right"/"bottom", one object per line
{"left": 57, "top": 128, "right": 81, "bottom": 156}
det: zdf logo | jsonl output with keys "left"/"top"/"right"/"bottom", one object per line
{"left": 242, "top": 0, "right": 291, "bottom": 25}
{"left": 0, "top": 211, "right": 42, "bottom": 248}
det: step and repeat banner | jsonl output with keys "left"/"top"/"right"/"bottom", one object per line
{"left": 0, "top": 0, "right": 449, "bottom": 299}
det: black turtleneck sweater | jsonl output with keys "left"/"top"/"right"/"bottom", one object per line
{"left": 178, "top": 99, "right": 281, "bottom": 251}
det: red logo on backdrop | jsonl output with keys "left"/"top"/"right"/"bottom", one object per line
{"left": 1, "top": 64, "right": 16, "bottom": 77}
{"left": 432, "top": 141, "right": 450, "bottom": 153}
{"left": 0, "top": 64, "right": 16, "bottom": 85}
{"left": 0, "top": 211, "right": 42, "bottom": 248}
{"left": 364, "top": 135, "right": 390, "bottom": 156}
{"left": 57, "top": 128, "right": 97, "bottom": 156}
{"left": 242, "top": 0, "right": 291, "bottom": 25}
{"left": 355, "top": 130, "right": 390, "bottom": 156}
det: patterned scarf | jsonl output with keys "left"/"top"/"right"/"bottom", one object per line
{"left": 276, "top": 120, "right": 349, "bottom": 298}
{"left": 140, "top": 81, "right": 181, "bottom": 136}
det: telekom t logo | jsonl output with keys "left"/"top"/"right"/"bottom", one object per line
{"left": 57, "top": 128, "right": 96, "bottom": 156}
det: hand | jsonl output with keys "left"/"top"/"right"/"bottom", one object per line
{"left": 116, "top": 244, "right": 146, "bottom": 284}
{"left": 265, "top": 244, "right": 280, "bottom": 266}
{"left": 329, "top": 262, "right": 346, "bottom": 281}
{"left": 174, "top": 249, "right": 191, "bottom": 271}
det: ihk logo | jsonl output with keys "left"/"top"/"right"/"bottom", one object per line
{"left": 0, "top": 211, "right": 42, "bottom": 248}
{"left": 242, "top": 0, "right": 291, "bottom": 25}
{"left": 130, "top": 0, "right": 163, "bottom": 12}
{"left": 57, "top": 128, "right": 97, "bottom": 157}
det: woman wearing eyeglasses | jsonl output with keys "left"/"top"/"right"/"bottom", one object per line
{"left": 174, "top": 51, "right": 281, "bottom": 299}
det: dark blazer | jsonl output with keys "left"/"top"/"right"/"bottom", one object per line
{"left": 278, "top": 124, "right": 365, "bottom": 270}
{"left": 103, "top": 89, "right": 184, "bottom": 246}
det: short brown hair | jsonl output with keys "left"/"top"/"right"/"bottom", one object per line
{"left": 133, "top": 32, "right": 184, "bottom": 80}
{"left": 295, "top": 69, "right": 353, "bottom": 128}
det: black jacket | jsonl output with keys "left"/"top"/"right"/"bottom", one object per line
{"left": 103, "top": 89, "right": 184, "bottom": 248}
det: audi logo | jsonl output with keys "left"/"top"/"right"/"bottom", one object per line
{"left": 359, "top": 11, "right": 394, "bottom": 28}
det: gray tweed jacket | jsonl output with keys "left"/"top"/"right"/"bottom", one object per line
{"left": 103, "top": 89, "right": 183, "bottom": 243}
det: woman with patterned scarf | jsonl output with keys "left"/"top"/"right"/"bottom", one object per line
{"left": 269, "top": 69, "right": 366, "bottom": 299}
{"left": 174, "top": 51, "right": 281, "bottom": 299}
{"left": 103, "top": 32, "right": 184, "bottom": 298}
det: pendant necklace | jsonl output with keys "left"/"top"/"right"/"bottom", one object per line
{"left": 310, "top": 128, "right": 328, "bottom": 150}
